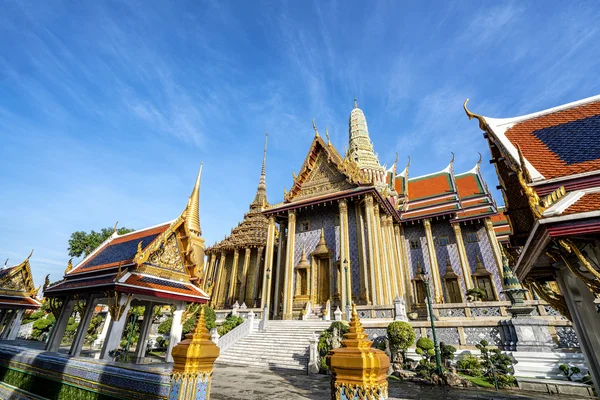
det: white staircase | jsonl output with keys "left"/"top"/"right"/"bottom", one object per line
{"left": 216, "top": 320, "right": 330, "bottom": 371}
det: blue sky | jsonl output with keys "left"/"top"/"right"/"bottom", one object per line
{"left": 1, "top": 1, "right": 600, "bottom": 287}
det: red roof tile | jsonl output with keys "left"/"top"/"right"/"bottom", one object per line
{"left": 563, "top": 192, "right": 600, "bottom": 215}
{"left": 123, "top": 274, "right": 207, "bottom": 297}
{"left": 505, "top": 101, "right": 600, "bottom": 180}
{"left": 408, "top": 173, "right": 453, "bottom": 200}
{"left": 456, "top": 174, "right": 484, "bottom": 199}
{"left": 0, "top": 296, "right": 40, "bottom": 308}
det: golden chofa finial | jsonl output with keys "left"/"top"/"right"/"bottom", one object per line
{"left": 450, "top": 152, "right": 455, "bottom": 164}
{"left": 65, "top": 258, "right": 74, "bottom": 275}
{"left": 3, "top": 258, "right": 8, "bottom": 268}
{"left": 463, "top": 99, "right": 489, "bottom": 131}
{"left": 312, "top": 118, "right": 319, "bottom": 137}
{"left": 325, "top": 126, "right": 331, "bottom": 146}
{"left": 113, "top": 221, "right": 119, "bottom": 233}
{"left": 292, "top": 171, "right": 297, "bottom": 180}
{"left": 477, "top": 152, "right": 483, "bottom": 165}
{"left": 26, "top": 249, "right": 34, "bottom": 262}
{"left": 43, "top": 274, "right": 50, "bottom": 291}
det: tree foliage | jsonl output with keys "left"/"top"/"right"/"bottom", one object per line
{"left": 68, "top": 227, "right": 134, "bottom": 258}
{"left": 386, "top": 321, "right": 415, "bottom": 363}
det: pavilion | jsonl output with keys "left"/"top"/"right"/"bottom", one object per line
{"left": 465, "top": 94, "right": 600, "bottom": 389}
{"left": 0, "top": 252, "right": 41, "bottom": 340}
{"left": 44, "top": 164, "right": 209, "bottom": 363}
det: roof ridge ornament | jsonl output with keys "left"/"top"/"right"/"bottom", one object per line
{"left": 325, "top": 126, "right": 331, "bottom": 146}
{"left": 463, "top": 99, "right": 489, "bottom": 131}
{"left": 3, "top": 258, "right": 8, "bottom": 269}
{"left": 113, "top": 221, "right": 119, "bottom": 234}
{"left": 353, "top": 98, "right": 359, "bottom": 109}
{"left": 26, "top": 249, "right": 34, "bottom": 262}
{"left": 186, "top": 163, "right": 203, "bottom": 236}
{"left": 477, "top": 152, "right": 482, "bottom": 165}
{"left": 312, "top": 118, "right": 320, "bottom": 137}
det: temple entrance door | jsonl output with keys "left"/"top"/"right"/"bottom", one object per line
{"left": 316, "top": 257, "right": 330, "bottom": 304}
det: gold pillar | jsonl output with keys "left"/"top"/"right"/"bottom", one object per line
{"left": 273, "top": 225, "right": 285, "bottom": 315}
{"left": 215, "top": 251, "right": 228, "bottom": 307}
{"left": 260, "top": 216, "right": 276, "bottom": 310}
{"left": 392, "top": 224, "right": 405, "bottom": 298}
{"left": 364, "top": 195, "right": 380, "bottom": 305}
{"left": 327, "top": 304, "right": 390, "bottom": 400}
{"left": 422, "top": 218, "right": 444, "bottom": 303}
{"left": 251, "top": 247, "right": 264, "bottom": 306}
{"left": 452, "top": 223, "right": 474, "bottom": 290}
{"left": 398, "top": 226, "right": 413, "bottom": 309}
{"left": 228, "top": 249, "right": 240, "bottom": 302}
{"left": 169, "top": 307, "right": 219, "bottom": 400}
{"left": 355, "top": 202, "right": 370, "bottom": 304}
{"left": 206, "top": 254, "right": 216, "bottom": 291}
{"left": 238, "top": 248, "right": 251, "bottom": 303}
{"left": 374, "top": 206, "right": 390, "bottom": 304}
{"left": 384, "top": 216, "right": 399, "bottom": 299}
{"left": 484, "top": 218, "right": 505, "bottom": 279}
{"left": 282, "top": 210, "right": 297, "bottom": 319}
{"left": 339, "top": 199, "right": 351, "bottom": 309}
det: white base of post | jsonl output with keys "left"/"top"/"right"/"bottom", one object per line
{"left": 166, "top": 305, "right": 184, "bottom": 363}
{"left": 6, "top": 310, "right": 25, "bottom": 340}
{"left": 100, "top": 301, "right": 131, "bottom": 360}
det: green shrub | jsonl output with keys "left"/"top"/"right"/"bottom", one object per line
{"left": 559, "top": 364, "right": 581, "bottom": 381}
{"left": 158, "top": 317, "right": 173, "bottom": 335}
{"left": 439, "top": 342, "right": 456, "bottom": 363}
{"left": 386, "top": 321, "right": 415, "bottom": 363}
{"left": 328, "top": 321, "right": 349, "bottom": 335}
{"left": 316, "top": 321, "right": 350, "bottom": 372}
{"left": 466, "top": 288, "right": 487, "bottom": 301}
{"left": 217, "top": 315, "right": 244, "bottom": 336}
{"left": 476, "top": 340, "right": 516, "bottom": 387}
{"left": 457, "top": 355, "right": 483, "bottom": 377}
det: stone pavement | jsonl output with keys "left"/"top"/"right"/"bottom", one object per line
{"left": 211, "top": 364, "right": 591, "bottom": 400}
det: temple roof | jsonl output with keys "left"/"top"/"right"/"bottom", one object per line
{"left": 490, "top": 207, "right": 511, "bottom": 243}
{"left": 468, "top": 94, "right": 600, "bottom": 184}
{"left": 45, "top": 163, "right": 208, "bottom": 303}
{"left": 0, "top": 252, "right": 41, "bottom": 309}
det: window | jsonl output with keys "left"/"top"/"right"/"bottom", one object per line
{"left": 410, "top": 239, "right": 421, "bottom": 250}
{"left": 438, "top": 236, "right": 450, "bottom": 246}
{"left": 334, "top": 214, "right": 340, "bottom": 225}
{"left": 414, "top": 280, "right": 426, "bottom": 304}
{"left": 475, "top": 276, "right": 495, "bottom": 301}
{"left": 466, "top": 232, "right": 479, "bottom": 243}
{"left": 445, "top": 278, "right": 462, "bottom": 303}
{"left": 299, "top": 220, "right": 310, "bottom": 232}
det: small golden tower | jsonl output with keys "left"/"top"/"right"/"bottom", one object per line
{"left": 169, "top": 306, "right": 220, "bottom": 399}
{"left": 327, "top": 304, "right": 390, "bottom": 400}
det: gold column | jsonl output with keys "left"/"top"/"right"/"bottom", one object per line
{"left": 339, "top": 199, "right": 351, "bottom": 308}
{"left": 260, "top": 216, "right": 276, "bottom": 310}
{"left": 484, "top": 218, "right": 505, "bottom": 279}
{"left": 374, "top": 206, "right": 390, "bottom": 304}
{"left": 251, "top": 246, "right": 264, "bottom": 306}
{"left": 422, "top": 218, "right": 444, "bottom": 303}
{"left": 228, "top": 249, "right": 240, "bottom": 302}
{"left": 216, "top": 251, "right": 228, "bottom": 307}
{"left": 238, "top": 248, "right": 251, "bottom": 303}
{"left": 205, "top": 254, "right": 216, "bottom": 291}
{"left": 386, "top": 216, "right": 400, "bottom": 298}
{"left": 364, "top": 195, "right": 380, "bottom": 305}
{"left": 398, "top": 226, "right": 413, "bottom": 309}
{"left": 355, "top": 202, "right": 370, "bottom": 304}
{"left": 282, "top": 210, "right": 297, "bottom": 319}
{"left": 452, "top": 223, "right": 474, "bottom": 290}
{"left": 273, "top": 225, "right": 285, "bottom": 315}
{"left": 392, "top": 224, "right": 405, "bottom": 298}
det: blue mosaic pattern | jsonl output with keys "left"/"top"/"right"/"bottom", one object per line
{"left": 533, "top": 114, "right": 600, "bottom": 164}
{"left": 80, "top": 233, "right": 161, "bottom": 270}
{"left": 403, "top": 224, "right": 427, "bottom": 278}
{"left": 462, "top": 223, "right": 504, "bottom": 300}
{"left": 347, "top": 203, "right": 360, "bottom": 297}
{"left": 0, "top": 344, "right": 170, "bottom": 399}
{"left": 431, "top": 221, "right": 466, "bottom": 300}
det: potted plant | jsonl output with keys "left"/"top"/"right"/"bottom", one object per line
{"left": 466, "top": 288, "right": 487, "bottom": 302}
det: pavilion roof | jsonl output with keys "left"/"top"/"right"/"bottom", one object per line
{"left": 0, "top": 252, "right": 41, "bottom": 309}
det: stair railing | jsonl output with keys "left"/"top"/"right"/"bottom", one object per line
{"left": 217, "top": 310, "right": 256, "bottom": 353}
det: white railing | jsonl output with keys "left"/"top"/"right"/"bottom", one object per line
{"left": 216, "top": 311, "right": 256, "bottom": 353}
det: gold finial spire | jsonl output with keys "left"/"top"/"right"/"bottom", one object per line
{"left": 254, "top": 132, "right": 269, "bottom": 205}
{"left": 325, "top": 126, "right": 331, "bottom": 146}
{"left": 186, "top": 163, "right": 203, "bottom": 236}
{"left": 312, "top": 118, "right": 319, "bottom": 137}
{"left": 353, "top": 98, "right": 359, "bottom": 109}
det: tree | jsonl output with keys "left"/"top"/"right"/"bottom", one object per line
{"left": 386, "top": 321, "right": 416, "bottom": 364}
{"left": 68, "top": 227, "right": 134, "bottom": 258}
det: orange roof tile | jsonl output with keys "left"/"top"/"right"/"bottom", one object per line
{"left": 408, "top": 173, "right": 453, "bottom": 200}
{"left": 123, "top": 274, "right": 207, "bottom": 297}
{"left": 563, "top": 192, "right": 600, "bottom": 215}
{"left": 505, "top": 101, "right": 600, "bottom": 180}
{"left": 456, "top": 174, "right": 484, "bottom": 199}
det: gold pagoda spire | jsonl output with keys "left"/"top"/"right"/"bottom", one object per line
{"left": 186, "top": 163, "right": 203, "bottom": 236}
{"left": 253, "top": 132, "right": 269, "bottom": 206}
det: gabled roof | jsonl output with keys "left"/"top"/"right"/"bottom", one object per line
{"left": 454, "top": 163, "right": 497, "bottom": 221}
{"left": 467, "top": 94, "right": 600, "bottom": 183}
{"left": 490, "top": 207, "right": 511, "bottom": 243}
{"left": 284, "top": 134, "right": 371, "bottom": 203}
{"left": 0, "top": 252, "right": 41, "bottom": 309}
{"left": 68, "top": 223, "right": 171, "bottom": 276}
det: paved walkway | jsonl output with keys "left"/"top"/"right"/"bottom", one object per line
{"left": 211, "top": 364, "right": 591, "bottom": 400}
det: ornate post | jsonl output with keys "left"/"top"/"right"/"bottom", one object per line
{"left": 364, "top": 194, "right": 379, "bottom": 305}
{"left": 215, "top": 251, "right": 228, "bottom": 307}
{"left": 239, "top": 248, "right": 251, "bottom": 303}
{"left": 261, "top": 216, "right": 276, "bottom": 311}
{"left": 169, "top": 307, "right": 219, "bottom": 400}
{"left": 206, "top": 254, "right": 217, "bottom": 291}
{"left": 384, "top": 216, "right": 399, "bottom": 298}
{"left": 484, "top": 218, "right": 505, "bottom": 279}
{"left": 452, "top": 223, "right": 473, "bottom": 290}
{"left": 282, "top": 210, "right": 297, "bottom": 319}
{"left": 355, "top": 202, "right": 370, "bottom": 304}
{"left": 327, "top": 304, "right": 390, "bottom": 400}
{"left": 398, "top": 226, "right": 413, "bottom": 310}
{"left": 392, "top": 224, "right": 405, "bottom": 297}
{"left": 374, "top": 206, "right": 390, "bottom": 304}
{"left": 252, "top": 246, "right": 264, "bottom": 307}
{"left": 228, "top": 249, "right": 240, "bottom": 303}
{"left": 422, "top": 219, "right": 444, "bottom": 303}
{"left": 339, "top": 199, "right": 351, "bottom": 313}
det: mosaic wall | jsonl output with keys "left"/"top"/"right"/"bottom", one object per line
{"left": 556, "top": 326, "right": 580, "bottom": 348}
{"left": 464, "top": 326, "right": 502, "bottom": 346}
{"left": 403, "top": 223, "right": 429, "bottom": 278}
{"left": 431, "top": 220, "right": 465, "bottom": 299}
{"left": 461, "top": 222, "right": 504, "bottom": 300}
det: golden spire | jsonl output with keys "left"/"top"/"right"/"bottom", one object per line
{"left": 312, "top": 118, "right": 320, "bottom": 137}
{"left": 253, "top": 132, "right": 269, "bottom": 205}
{"left": 186, "top": 163, "right": 203, "bottom": 236}
{"left": 325, "top": 126, "right": 331, "bottom": 146}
